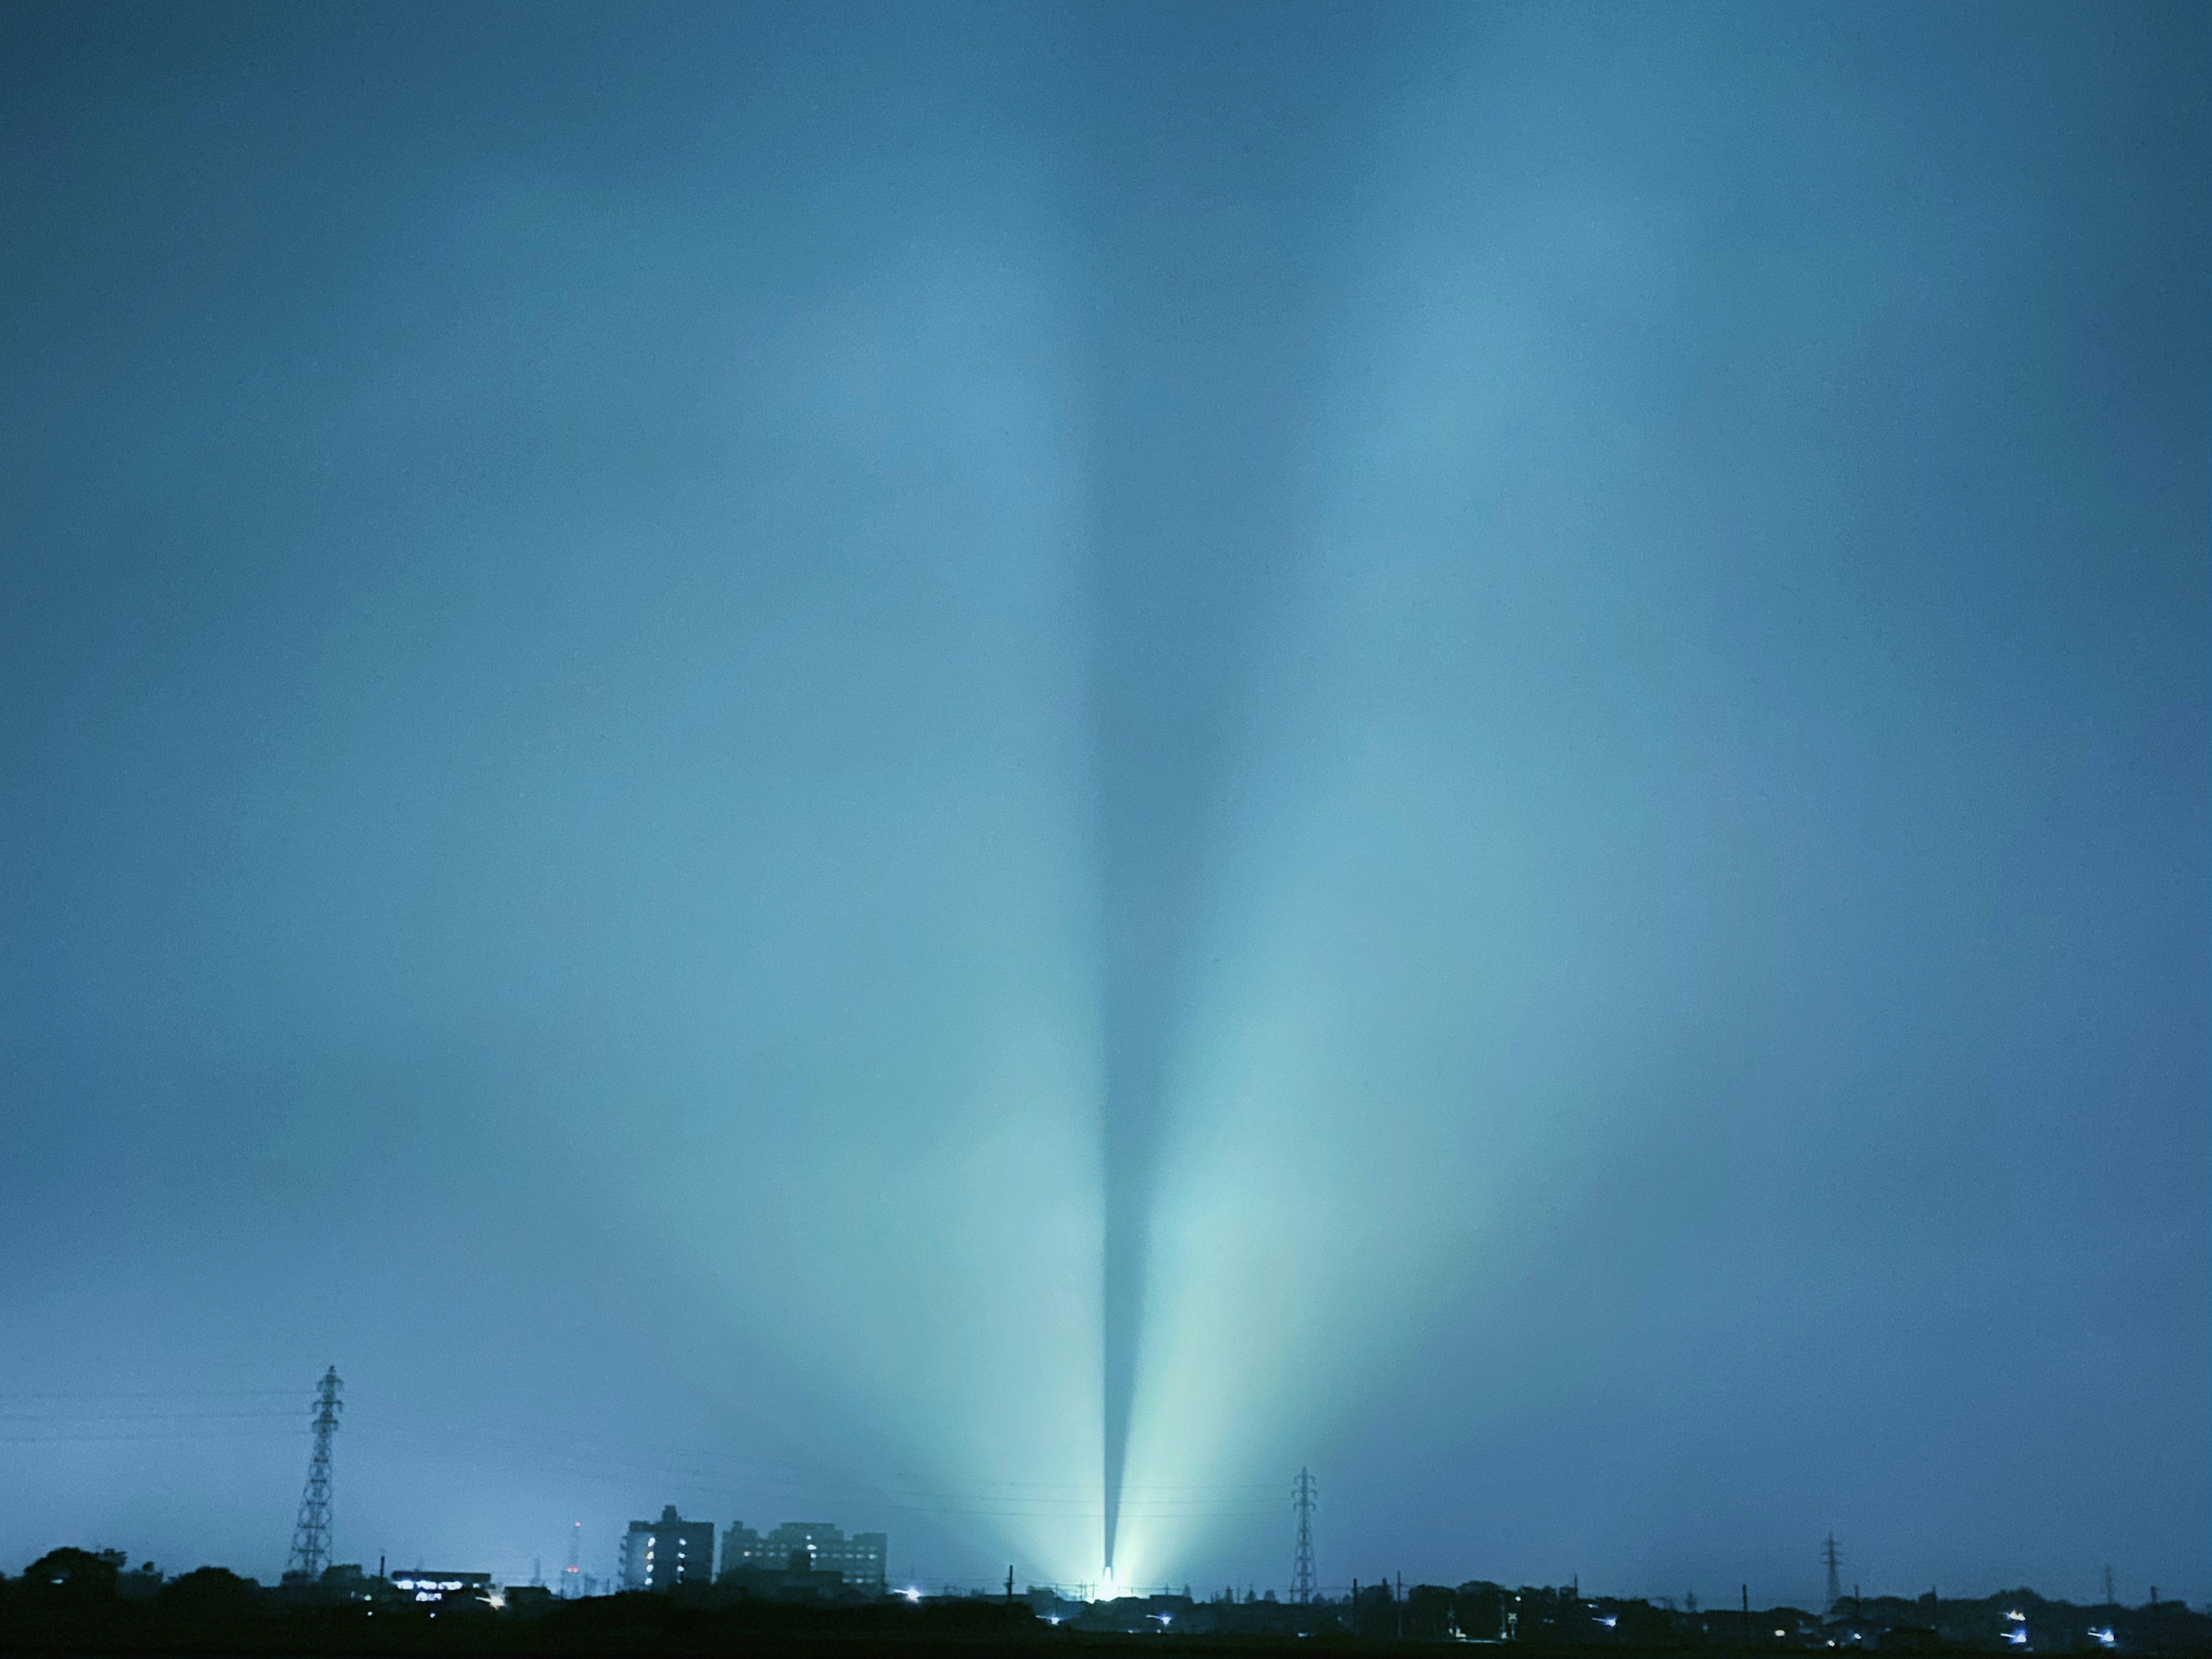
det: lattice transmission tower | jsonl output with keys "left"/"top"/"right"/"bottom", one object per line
{"left": 1824, "top": 1535, "right": 1843, "bottom": 1613}
{"left": 286, "top": 1367, "right": 343, "bottom": 1581}
{"left": 1291, "top": 1468, "right": 1317, "bottom": 1605}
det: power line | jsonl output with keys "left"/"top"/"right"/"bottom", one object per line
{"left": 0, "top": 1388, "right": 298, "bottom": 1402}
{"left": 2, "top": 1374, "right": 1276, "bottom": 1528}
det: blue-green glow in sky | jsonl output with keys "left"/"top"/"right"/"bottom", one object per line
{"left": 1, "top": 0, "right": 2205, "bottom": 1605}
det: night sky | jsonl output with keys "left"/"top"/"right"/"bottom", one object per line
{"left": 2, "top": 0, "right": 2206, "bottom": 1608}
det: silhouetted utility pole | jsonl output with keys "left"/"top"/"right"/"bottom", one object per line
{"left": 2104, "top": 1567, "right": 2117, "bottom": 1611}
{"left": 286, "top": 1366, "right": 343, "bottom": 1580}
{"left": 1824, "top": 1536, "right": 1843, "bottom": 1614}
{"left": 1292, "top": 1469, "right": 1317, "bottom": 1605}
{"left": 1006, "top": 1566, "right": 1015, "bottom": 1604}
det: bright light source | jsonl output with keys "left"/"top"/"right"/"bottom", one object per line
{"left": 2090, "top": 1630, "right": 2115, "bottom": 1649}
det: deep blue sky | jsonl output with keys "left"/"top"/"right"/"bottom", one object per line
{"left": 1, "top": 0, "right": 2205, "bottom": 1608}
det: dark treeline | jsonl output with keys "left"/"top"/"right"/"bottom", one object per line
{"left": 2, "top": 1549, "right": 1024, "bottom": 1657}
{"left": 1336, "top": 1581, "right": 2209, "bottom": 1655}
{"left": 3, "top": 1549, "right": 2207, "bottom": 1658}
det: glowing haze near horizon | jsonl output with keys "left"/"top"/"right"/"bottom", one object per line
{"left": 2, "top": 0, "right": 2206, "bottom": 1609}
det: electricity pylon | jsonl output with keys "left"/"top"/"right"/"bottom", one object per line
{"left": 286, "top": 1367, "right": 343, "bottom": 1580}
{"left": 1824, "top": 1535, "right": 1843, "bottom": 1613}
{"left": 1291, "top": 1468, "right": 1317, "bottom": 1605}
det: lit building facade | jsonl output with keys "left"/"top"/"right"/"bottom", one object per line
{"left": 620, "top": 1506, "right": 714, "bottom": 1591}
{"left": 391, "top": 1570, "right": 492, "bottom": 1605}
{"left": 719, "top": 1520, "right": 886, "bottom": 1590}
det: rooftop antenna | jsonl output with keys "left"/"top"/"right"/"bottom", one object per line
{"left": 1824, "top": 1535, "right": 1843, "bottom": 1614}
{"left": 285, "top": 1366, "right": 343, "bottom": 1580}
{"left": 1291, "top": 1468, "right": 1317, "bottom": 1606}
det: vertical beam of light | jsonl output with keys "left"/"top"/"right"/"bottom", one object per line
{"left": 1106, "top": 1, "right": 2115, "bottom": 1584}
{"left": 1087, "top": 281, "right": 1313, "bottom": 1576}
{"left": 505, "top": 161, "right": 1112, "bottom": 1582}
{"left": 1102, "top": 12, "right": 1698, "bottom": 1581}
{"left": 1075, "top": 10, "right": 1376, "bottom": 1573}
